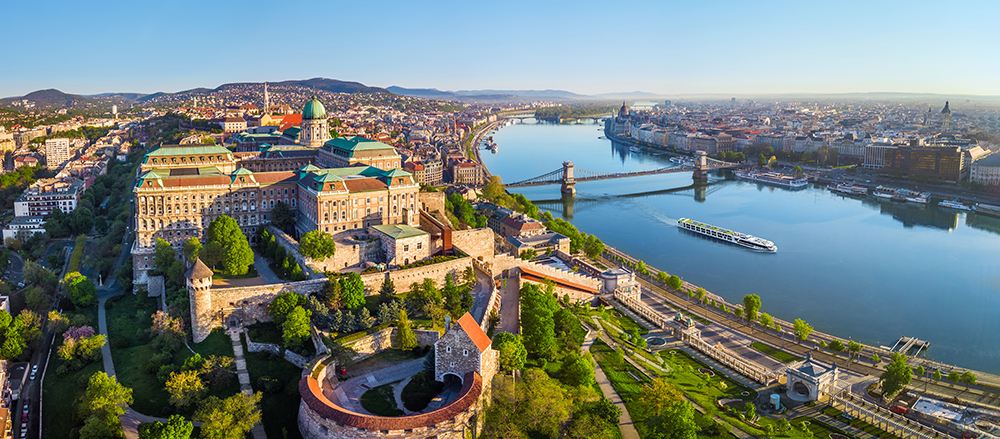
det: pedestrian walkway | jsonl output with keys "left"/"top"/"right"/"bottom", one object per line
{"left": 582, "top": 326, "right": 640, "bottom": 439}
{"left": 230, "top": 331, "right": 265, "bottom": 439}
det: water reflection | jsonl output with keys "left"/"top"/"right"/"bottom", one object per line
{"left": 859, "top": 197, "right": 960, "bottom": 231}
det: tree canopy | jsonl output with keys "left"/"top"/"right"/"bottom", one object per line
{"left": 206, "top": 215, "right": 254, "bottom": 275}
{"left": 879, "top": 352, "right": 912, "bottom": 399}
{"left": 194, "top": 392, "right": 262, "bottom": 439}
{"left": 742, "top": 294, "right": 761, "bottom": 325}
{"left": 519, "top": 283, "right": 558, "bottom": 360}
{"left": 792, "top": 318, "right": 813, "bottom": 343}
{"left": 138, "top": 415, "right": 193, "bottom": 439}
{"left": 299, "top": 230, "right": 336, "bottom": 261}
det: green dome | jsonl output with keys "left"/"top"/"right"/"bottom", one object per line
{"left": 302, "top": 96, "right": 327, "bottom": 120}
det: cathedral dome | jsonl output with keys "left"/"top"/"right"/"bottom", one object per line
{"left": 302, "top": 96, "right": 327, "bottom": 120}
{"left": 619, "top": 101, "right": 630, "bottom": 117}
{"left": 941, "top": 101, "right": 951, "bottom": 114}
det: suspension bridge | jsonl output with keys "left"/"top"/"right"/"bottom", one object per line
{"left": 506, "top": 151, "right": 747, "bottom": 194}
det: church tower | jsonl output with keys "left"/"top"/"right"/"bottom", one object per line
{"left": 300, "top": 96, "right": 331, "bottom": 147}
{"left": 263, "top": 82, "right": 269, "bottom": 115}
{"left": 939, "top": 101, "right": 952, "bottom": 130}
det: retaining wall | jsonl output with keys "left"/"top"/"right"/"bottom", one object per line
{"left": 344, "top": 326, "right": 441, "bottom": 360}
{"left": 191, "top": 278, "right": 327, "bottom": 343}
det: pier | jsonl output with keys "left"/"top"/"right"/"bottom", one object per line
{"left": 890, "top": 336, "right": 930, "bottom": 356}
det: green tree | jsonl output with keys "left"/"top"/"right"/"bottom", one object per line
{"left": 80, "top": 372, "right": 133, "bottom": 435}
{"left": 267, "top": 292, "right": 305, "bottom": 325}
{"left": 847, "top": 340, "right": 864, "bottom": 361}
{"left": 139, "top": 415, "right": 194, "bottom": 439}
{"left": 182, "top": 238, "right": 202, "bottom": 262}
{"left": 639, "top": 378, "right": 697, "bottom": 439}
{"left": 667, "top": 275, "right": 683, "bottom": 290}
{"left": 948, "top": 370, "right": 961, "bottom": 384}
{"left": 519, "top": 248, "right": 537, "bottom": 260}
{"left": 321, "top": 276, "right": 343, "bottom": 309}
{"left": 519, "top": 283, "right": 558, "bottom": 359}
{"left": 298, "top": 230, "right": 336, "bottom": 261}
{"left": 828, "top": 340, "right": 845, "bottom": 352}
{"left": 583, "top": 235, "right": 605, "bottom": 259}
{"left": 879, "top": 352, "right": 912, "bottom": 399}
{"left": 379, "top": 276, "right": 396, "bottom": 304}
{"left": 960, "top": 371, "right": 977, "bottom": 389}
{"left": 341, "top": 273, "right": 365, "bottom": 309}
{"left": 482, "top": 175, "right": 505, "bottom": 200}
{"left": 872, "top": 353, "right": 880, "bottom": 363}
{"left": 560, "top": 353, "right": 595, "bottom": 387}
{"left": 282, "top": 306, "right": 313, "bottom": 347}
{"left": 934, "top": 369, "right": 942, "bottom": 380}
{"left": 915, "top": 365, "right": 925, "bottom": 376}
{"left": 394, "top": 309, "right": 417, "bottom": 350}
{"left": 201, "top": 242, "right": 224, "bottom": 270}
{"left": 759, "top": 313, "right": 774, "bottom": 330}
{"left": 270, "top": 201, "right": 294, "bottom": 231}
{"left": 695, "top": 288, "right": 707, "bottom": 303}
{"left": 194, "top": 392, "right": 262, "bottom": 439}
{"left": 65, "top": 272, "right": 98, "bottom": 306}
{"left": 206, "top": 216, "right": 254, "bottom": 275}
{"left": 493, "top": 332, "right": 527, "bottom": 371}
{"left": 792, "top": 318, "right": 813, "bottom": 344}
{"left": 154, "top": 238, "right": 178, "bottom": 273}
{"left": 742, "top": 294, "right": 761, "bottom": 326}
{"left": 165, "top": 370, "right": 205, "bottom": 407}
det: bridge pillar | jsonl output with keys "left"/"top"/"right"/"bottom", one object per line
{"left": 561, "top": 161, "right": 576, "bottom": 195}
{"left": 692, "top": 150, "right": 709, "bottom": 181}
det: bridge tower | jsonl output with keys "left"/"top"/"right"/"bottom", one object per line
{"left": 561, "top": 161, "right": 576, "bottom": 195}
{"left": 692, "top": 150, "right": 709, "bottom": 181}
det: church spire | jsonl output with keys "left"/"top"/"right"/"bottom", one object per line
{"left": 263, "top": 82, "right": 269, "bottom": 115}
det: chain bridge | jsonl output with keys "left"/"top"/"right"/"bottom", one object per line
{"left": 506, "top": 151, "right": 746, "bottom": 194}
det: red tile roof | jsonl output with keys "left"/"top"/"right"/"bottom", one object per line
{"left": 299, "top": 371, "right": 481, "bottom": 430}
{"left": 519, "top": 267, "right": 599, "bottom": 295}
{"left": 343, "top": 178, "right": 387, "bottom": 193}
{"left": 457, "top": 313, "right": 491, "bottom": 353}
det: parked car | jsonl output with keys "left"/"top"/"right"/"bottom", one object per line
{"left": 29, "top": 365, "right": 37, "bottom": 380}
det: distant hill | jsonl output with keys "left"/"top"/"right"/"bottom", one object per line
{"left": 0, "top": 89, "right": 98, "bottom": 108}
{"left": 387, "top": 86, "right": 591, "bottom": 102}
{"left": 269, "top": 78, "right": 388, "bottom": 94}
{"left": 86, "top": 92, "right": 147, "bottom": 100}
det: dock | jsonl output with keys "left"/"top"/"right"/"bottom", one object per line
{"left": 889, "top": 336, "right": 930, "bottom": 356}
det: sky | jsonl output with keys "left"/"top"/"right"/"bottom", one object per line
{"left": 3, "top": 0, "right": 1000, "bottom": 98}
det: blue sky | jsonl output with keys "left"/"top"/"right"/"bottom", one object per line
{"left": 3, "top": 0, "right": 999, "bottom": 97}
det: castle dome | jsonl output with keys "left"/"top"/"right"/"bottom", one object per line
{"left": 941, "top": 101, "right": 951, "bottom": 114}
{"left": 303, "top": 96, "right": 327, "bottom": 120}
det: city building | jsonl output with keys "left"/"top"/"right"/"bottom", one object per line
{"left": 45, "top": 138, "right": 72, "bottom": 169}
{"left": 370, "top": 224, "right": 431, "bottom": 267}
{"left": 498, "top": 213, "right": 545, "bottom": 238}
{"left": 938, "top": 101, "right": 952, "bottom": 130}
{"left": 317, "top": 136, "right": 401, "bottom": 170}
{"left": 2, "top": 216, "right": 46, "bottom": 241}
{"left": 220, "top": 117, "right": 248, "bottom": 133}
{"left": 299, "top": 96, "right": 331, "bottom": 148}
{"left": 503, "top": 231, "right": 570, "bottom": 257}
{"left": 13, "top": 177, "right": 85, "bottom": 217}
{"left": 969, "top": 153, "right": 1000, "bottom": 186}
{"left": 448, "top": 158, "right": 482, "bottom": 185}
{"left": 884, "top": 144, "right": 965, "bottom": 182}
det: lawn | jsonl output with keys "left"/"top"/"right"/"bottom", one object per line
{"left": 750, "top": 342, "right": 803, "bottom": 364}
{"left": 212, "top": 266, "right": 259, "bottom": 280}
{"left": 107, "top": 292, "right": 237, "bottom": 417}
{"left": 361, "top": 382, "right": 404, "bottom": 416}
{"left": 42, "top": 305, "right": 100, "bottom": 439}
{"left": 243, "top": 349, "right": 306, "bottom": 439}
{"left": 575, "top": 306, "right": 648, "bottom": 336}
{"left": 400, "top": 370, "right": 444, "bottom": 411}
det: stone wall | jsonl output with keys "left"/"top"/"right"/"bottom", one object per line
{"left": 357, "top": 256, "right": 474, "bottom": 297}
{"left": 191, "top": 278, "right": 327, "bottom": 343}
{"left": 419, "top": 192, "right": 446, "bottom": 217}
{"left": 298, "top": 394, "right": 478, "bottom": 439}
{"left": 245, "top": 331, "right": 311, "bottom": 368}
{"left": 345, "top": 326, "right": 440, "bottom": 360}
{"left": 488, "top": 253, "right": 602, "bottom": 292}
{"left": 271, "top": 225, "right": 332, "bottom": 275}
{"left": 450, "top": 228, "right": 495, "bottom": 261}
{"left": 330, "top": 236, "right": 381, "bottom": 271}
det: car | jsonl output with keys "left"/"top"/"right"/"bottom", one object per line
{"left": 20, "top": 429, "right": 26, "bottom": 438}
{"left": 21, "top": 414, "right": 27, "bottom": 423}
{"left": 29, "top": 365, "right": 37, "bottom": 380}
{"left": 17, "top": 282, "right": 24, "bottom": 288}
{"left": 22, "top": 404, "right": 28, "bottom": 414}
{"left": 20, "top": 422, "right": 26, "bottom": 430}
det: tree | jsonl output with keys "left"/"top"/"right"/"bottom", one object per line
{"left": 872, "top": 353, "right": 880, "bottom": 363}
{"left": 948, "top": 370, "right": 961, "bottom": 384}
{"left": 321, "top": 275, "right": 343, "bottom": 309}
{"left": 847, "top": 340, "right": 864, "bottom": 361}
{"left": 47, "top": 310, "right": 70, "bottom": 333}
{"left": 742, "top": 294, "right": 761, "bottom": 326}
{"left": 65, "top": 272, "right": 97, "bottom": 307}
{"left": 298, "top": 230, "right": 336, "bottom": 261}
{"left": 759, "top": 313, "right": 774, "bottom": 330}
{"left": 154, "top": 238, "right": 178, "bottom": 273}
{"left": 879, "top": 352, "right": 912, "bottom": 399}
{"left": 201, "top": 242, "right": 224, "bottom": 270}
{"left": 268, "top": 292, "right": 305, "bottom": 325}
{"left": 667, "top": 275, "right": 683, "bottom": 290}
{"left": 80, "top": 372, "right": 133, "bottom": 434}
{"left": 960, "top": 371, "right": 977, "bottom": 389}
{"left": 271, "top": 201, "right": 294, "bottom": 231}
{"left": 139, "top": 415, "right": 193, "bottom": 439}
{"left": 934, "top": 369, "right": 942, "bottom": 380}
{"left": 165, "top": 370, "right": 206, "bottom": 407}
{"left": 379, "top": 276, "right": 396, "bottom": 304}
{"left": 282, "top": 306, "right": 312, "bottom": 347}
{"left": 519, "top": 283, "right": 558, "bottom": 359}
{"left": 745, "top": 401, "right": 756, "bottom": 421}
{"left": 182, "top": 238, "right": 202, "bottom": 262}
{"left": 205, "top": 216, "right": 254, "bottom": 275}
{"left": 915, "top": 365, "right": 925, "bottom": 376}
{"left": 341, "top": 273, "right": 365, "bottom": 309}
{"left": 792, "top": 318, "right": 813, "bottom": 344}
{"left": 493, "top": 332, "right": 527, "bottom": 371}
{"left": 560, "top": 353, "right": 595, "bottom": 387}
{"left": 639, "top": 378, "right": 697, "bottom": 439}
{"left": 482, "top": 175, "right": 505, "bottom": 200}
{"left": 194, "top": 392, "right": 262, "bottom": 439}
{"left": 394, "top": 309, "right": 417, "bottom": 350}
{"left": 520, "top": 249, "right": 537, "bottom": 260}
{"left": 695, "top": 288, "right": 707, "bottom": 303}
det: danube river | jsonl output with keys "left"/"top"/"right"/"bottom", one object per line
{"left": 481, "top": 119, "right": 1000, "bottom": 374}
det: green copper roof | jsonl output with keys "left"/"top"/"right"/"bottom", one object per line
{"left": 323, "top": 136, "right": 396, "bottom": 157}
{"left": 299, "top": 164, "right": 321, "bottom": 173}
{"left": 382, "top": 168, "right": 412, "bottom": 178}
{"left": 302, "top": 96, "right": 327, "bottom": 120}
{"left": 312, "top": 172, "right": 344, "bottom": 183}
{"left": 146, "top": 144, "right": 232, "bottom": 157}
{"left": 231, "top": 167, "right": 257, "bottom": 184}
{"left": 370, "top": 224, "right": 427, "bottom": 240}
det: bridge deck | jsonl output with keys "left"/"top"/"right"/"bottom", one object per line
{"left": 507, "top": 163, "right": 744, "bottom": 188}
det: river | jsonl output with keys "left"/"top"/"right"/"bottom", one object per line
{"left": 480, "top": 118, "right": 1000, "bottom": 374}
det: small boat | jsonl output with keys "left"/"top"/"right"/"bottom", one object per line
{"left": 630, "top": 146, "right": 642, "bottom": 153}
{"left": 827, "top": 182, "right": 868, "bottom": 196}
{"left": 938, "top": 199, "right": 972, "bottom": 211}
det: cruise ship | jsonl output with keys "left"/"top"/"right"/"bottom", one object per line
{"left": 873, "top": 186, "right": 930, "bottom": 203}
{"left": 677, "top": 218, "right": 777, "bottom": 252}
{"left": 734, "top": 171, "right": 808, "bottom": 189}
{"left": 938, "top": 199, "right": 972, "bottom": 211}
{"left": 827, "top": 182, "right": 868, "bottom": 196}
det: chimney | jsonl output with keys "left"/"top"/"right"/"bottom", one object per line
{"left": 445, "top": 315, "right": 451, "bottom": 331}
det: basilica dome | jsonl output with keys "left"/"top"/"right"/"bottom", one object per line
{"left": 303, "top": 96, "right": 327, "bottom": 120}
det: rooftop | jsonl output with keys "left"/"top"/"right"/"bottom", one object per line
{"left": 370, "top": 224, "right": 427, "bottom": 240}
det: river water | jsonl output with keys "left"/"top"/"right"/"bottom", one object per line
{"left": 481, "top": 119, "right": 1000, "bottom": 374}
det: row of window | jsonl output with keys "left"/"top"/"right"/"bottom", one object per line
{"left": 139, "top": 187, "right": 295, "bottom": 204}
{"left": 140, "top": 198, "right": 294, "bottom": 216}
{"left": 148, "top": 155, "right": 227, "bottom": 165}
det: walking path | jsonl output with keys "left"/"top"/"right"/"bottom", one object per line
{"left": 230, "top": 331, "right": 266, "bottom": 439}
{"left": 582, "top": 323, "right": 639, "bottom": 439}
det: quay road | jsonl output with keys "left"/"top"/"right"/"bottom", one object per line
{"left": 468, "top": 119, "right": 502, "bottom": 180}
{"left": 597, "top": 252, "right": 1000, "bottom": 409}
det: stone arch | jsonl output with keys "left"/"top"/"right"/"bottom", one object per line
{"left": 793, "top": 381, "right": 810, "bottom": 398}
{"left": 442, "top": 372, "right": 462, "bottom": 386}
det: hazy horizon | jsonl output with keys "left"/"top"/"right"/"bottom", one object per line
{"left": 3, "top": 0, "right": 999, "bottom": 98}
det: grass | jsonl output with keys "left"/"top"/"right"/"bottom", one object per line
{"left": 401, "top": 369, "right": 444, "bottom": 411}
{"left": 42, "top": 305, "right": 99, "bottom": 439}
{"left": 575, "top": 306, "right": 648, "bottom": 336}
{"left": 361, "top": 382, "right": 404, "bottom": 416}
{"left": 590, "top": 338, "right": 655, "bottom": 437}
{"left": 750, "top": 342, "right": 803, "bottom": 364}
{"left": 67, "top": 234, "right": 87, "bottom": 273}
{"left": 243, "top": 350, "right": 306, "bottom": 439}
{"left": 107, "top": 292, "right": 237, "bottom": 417}
{"left": 211, "top": 266, "right": 259, "bottom": 280}
{"left": 246, "top": 321, "right": 283, "bottom": 345}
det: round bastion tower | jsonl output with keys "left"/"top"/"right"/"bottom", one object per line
{"left": 186, "top": 258, "right": 215, "bottom": 343}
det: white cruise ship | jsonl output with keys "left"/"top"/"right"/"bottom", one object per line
{"left": 677, "top": 218, "right": 777, "bottom": 252}
{"left": 827, "top": 182, "right": 868, "bottom": 196}
{"left": 735, "top": 171, "right": 808, "bottom": 189}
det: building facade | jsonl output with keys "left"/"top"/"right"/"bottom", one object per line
{"left": 317, "top": 136, "right": 401, "bottom": 170}
{"left": 13, "top": 177, "right": 85, "bottom": 217}
{"left": 45, "top": 138, "right": 71, "bottom": 169}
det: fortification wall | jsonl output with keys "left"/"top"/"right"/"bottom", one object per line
{"left": 450, "top": 228, "right": 494, "bottom": 261}
{"left": 298, "top": 398, "right": 477, "bottom": 439}
{"left": 486, "top": 254, "right": 602, "bottom": 291}
{"left": 191, "top": 278, "right": 327, "bottom": 343}
{"left": 419, "top": 192, "right": 446, "bottom": 216}
{"left": 345, "top": 327, "right": 441, "bottom": 360}
{"left": 357, "top": 257, "right": 473, "bottom": 296}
